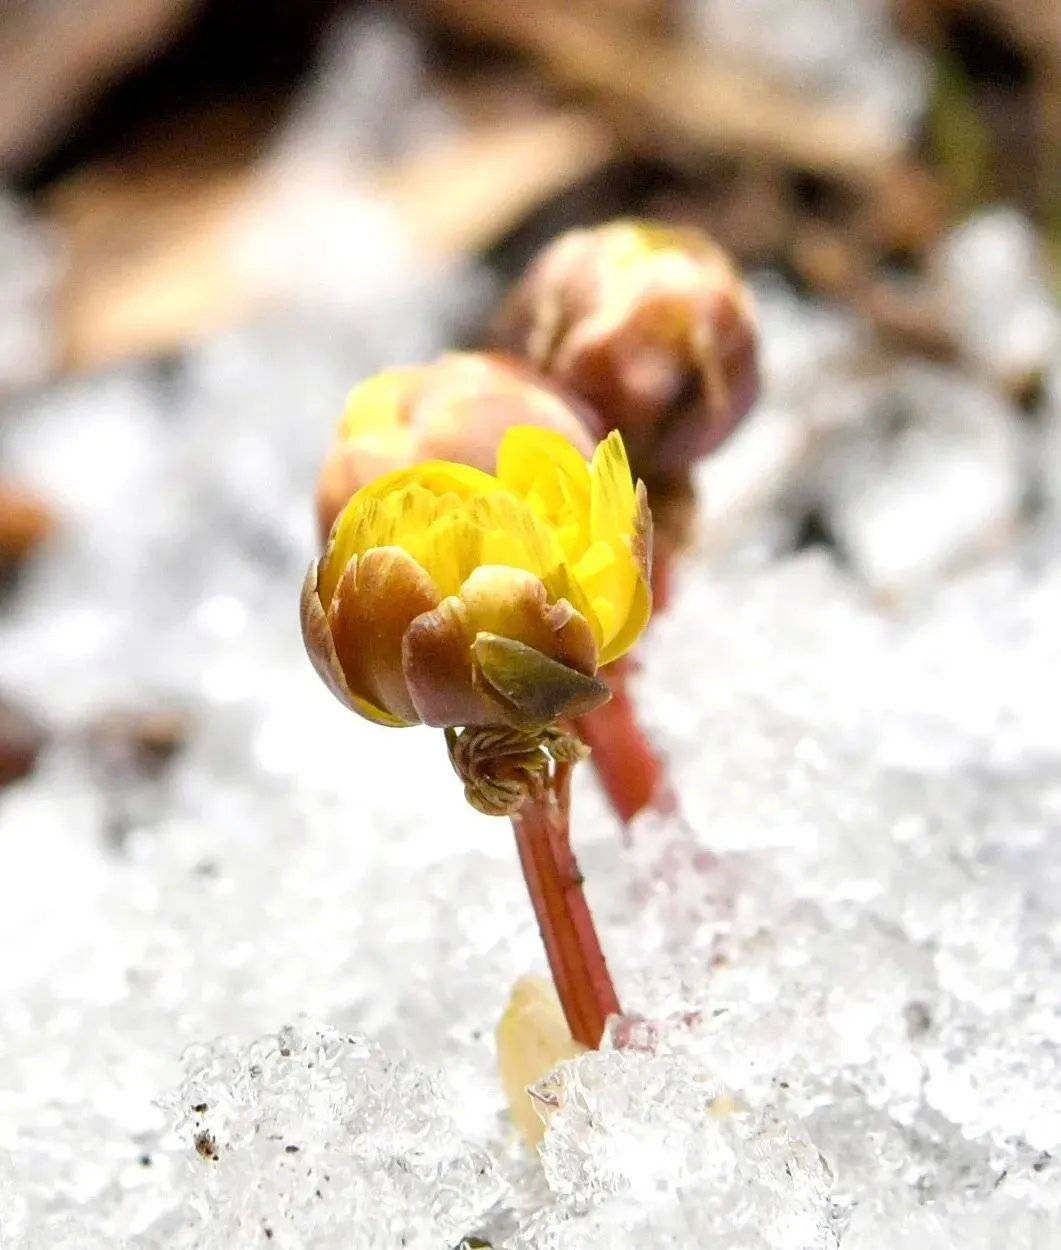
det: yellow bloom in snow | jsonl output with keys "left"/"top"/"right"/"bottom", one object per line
{"left": 301, "top": 424, "right": 651, "bottom": 731}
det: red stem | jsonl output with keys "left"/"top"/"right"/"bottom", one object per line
{"left": 510, "top": 762, "right": 621, "bottom": 1047}
{"left": 571, "top": 537, "right": 674, "bottom": 826}
{"left": 575, "top": 663, "right": 666, "bottom": 825}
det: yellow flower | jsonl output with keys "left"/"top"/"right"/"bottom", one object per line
{"left": 314, "top": 352, "right": 597, "bottom": 542}
{"left": 301, "top": 424, "right": 651, "bottom": 731}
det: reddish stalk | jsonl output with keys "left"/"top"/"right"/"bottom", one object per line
{"left": 575, "top": 662, "right": 666, "bottom": 825}
{"left": 510, "top": 761, "right": 621, "bottom": 1047}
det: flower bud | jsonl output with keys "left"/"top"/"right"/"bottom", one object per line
{"left": 301, "top": 421, "right": 652, "bottom": 734}
{"left": 315, "top": 351, "right": 598, "bottom": 543}
{"left": 492, "top": 219, "right": 758, "bottom": 476}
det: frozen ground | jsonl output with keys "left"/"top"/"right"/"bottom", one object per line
{"left": 1, "top": 1, "right": 1057, "bottom": 1242}
{"left": 0, "top": 244, "right": 1059, "bottom": 1248}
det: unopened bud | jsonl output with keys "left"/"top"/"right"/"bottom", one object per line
{"left": 315, "top": 351, "right": 597, "bottom": 543}
{"left": 492, "top": 219, "right": 758, "bottom": 478}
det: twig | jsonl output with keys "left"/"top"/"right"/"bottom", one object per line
{"left": 412, "top": 0, "right": 906, "bottom": 186}
{"left": 54, "top": 110, "right": 612, "bottom": 372}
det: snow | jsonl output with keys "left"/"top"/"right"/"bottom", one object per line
{"left": 0, "top": 12, "right": 1058, "bottom": 1242}
{"left": 1, "top": 277, "right": 1059, "bottom": 1244}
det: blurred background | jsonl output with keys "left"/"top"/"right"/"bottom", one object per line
{"left": 0, "top": 0, "right": 1058, "bottom": 782}
{"left": 1, "top": 0, "right": 1059, "bottom": 779}
{"left": 1, "top": 0, "right": 1059, "bottom": 369}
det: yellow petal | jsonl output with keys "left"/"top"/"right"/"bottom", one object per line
{"left": 412, "top": 509, "right": 484, "bottom": 599}
{"left": 468, "top": 492, "right": 565, "bottom": 587}
{"left": 496, "top": 425, "right": 591, "bottom": 521}
{"left": 334, "top": 368, "right": 420, "bottom": 470}
{"left": 496, "top": 976, "right": 585, "bottom": 1147}
{"left": 322, "top": 480, "right": 478, "bottom": 608}
{"left": 337, "top": 367, "right": 420, "bottom": 441}
{"left": 598, "top": 568, "right": 652, "bottom": 666}
{"left": 570, "top": 430, "right": 652, "bottom": 662}
{"left": 360, "top": 459, "right": 502, "bottom": 504}
{"left": 573, "top": 540, "right": 633, "bottom": 650}
{"left": 497, "top": 426, "right": 592, "bottom": 567}
{"left": 597, "top": 477, "right": 653, "bottom": 664}
{"left": 589, "top": 429, "right": 637, "bottom": 543}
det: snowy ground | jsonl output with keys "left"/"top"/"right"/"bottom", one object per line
{"left": 0, "top": 1, "right": 1057, "bottom": 1241}
{"left": 0, "top": 236, "right": 1059, "bottom": 1248}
